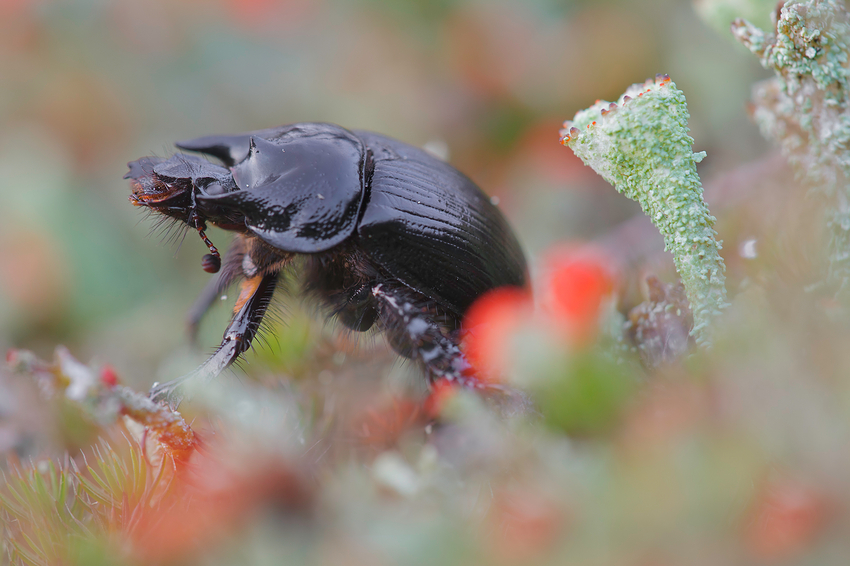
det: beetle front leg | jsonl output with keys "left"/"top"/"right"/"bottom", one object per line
{"left": 186, "top": 271, "right": 227, "bottom": 343}
{"left": 186, "top": 236, "right": 249, "bottom": 342}
{"left": 371, "top": 283, "right": 477, "bottom": 387}
{"left": 150, "top": 271, "right": 279, "bottom": 405}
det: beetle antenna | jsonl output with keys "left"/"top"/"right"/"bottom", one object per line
{"left": 191, "top": 212, "right": 221, "bottom": 273}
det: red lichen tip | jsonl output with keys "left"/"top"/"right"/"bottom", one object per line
{"left": 622, "top": 95, "right": 631, "bottom": 103}
{"left": 601, "top": 102, "right": 619, "bottom": 118}
{"left": 655, "top": 73, "right": 671, "bottom": 85}
{"left": 561, "top": 126, "right": 580, "bottom": 144}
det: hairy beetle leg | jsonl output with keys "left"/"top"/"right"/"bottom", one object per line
{"left": 371, "top": 284, "right": 477, "bottom": 387}
{"left": 150, "top": 271, "right": 279, "bottom": 405}
{"left": 186, "top": 236, "right": 250, "bottom": 344}
{"left": 186, "top": 271, "right": 225, "bottom": 344}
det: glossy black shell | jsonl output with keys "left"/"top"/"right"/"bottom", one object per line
{"left": 179, "top": 123, "right": 527, "bottom": 316}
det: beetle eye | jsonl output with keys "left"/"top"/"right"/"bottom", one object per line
{"left": 203, "top": 181, "right": 225, "bottom": 196}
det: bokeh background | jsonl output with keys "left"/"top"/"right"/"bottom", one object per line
{"left": 0, "top": 0, "right": 772, "bottom": 387}
{"left": 13, "top": 1, "right": 849, "bottom": 565}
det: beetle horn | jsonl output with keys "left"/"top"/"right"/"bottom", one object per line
{"left": 176, "top": 134, "right": 253, "bottom": 167}
{"left": 123, "top": 156, "right": 164, "bottom": 180}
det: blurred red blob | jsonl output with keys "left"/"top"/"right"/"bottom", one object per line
{"left": 539, "top": 246, "right": 615, "bottom": 345}
{"left": 0, "top": 227, "right": 69, "bottom": 325}
{"left": 0, "top": 0, "right": 32, "bottom": 19}
{"left": 744, "top": 478, "right": 829, "bottom": 561}
{"left": 463, "top": 286, "right": 532, "bottom": 380}
{"left": 621, "top": 380, "right": 708, "bottom": 450}
{"left": 353, "top": 396, "right": 425, "bottom": 452}
{"left": 424, "top": 378, "right": 459, "bottom": 418}
{"left": 131, "top": 442, "right": 311, "bottom": 565}
{"left": 485, "top": 488, "right": 564, "bottom": 564}
{"left": 514, "top": 119, "right": 596, "bottom": 183}
{"left": 463, "top": 245, "right": 615, "bottom": 379}
{"left": 224, "top": 0, "right": 320, "bottom": 31}
{"left": 443, "top": 4, "right": 539, "bottom": 100}
{"left": 100, "top": 364, "right": 119, "bottom": 387}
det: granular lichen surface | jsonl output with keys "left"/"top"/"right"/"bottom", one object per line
{"left": 561, "top": 76, "right": 728, "bottom": 345}
{"left": 733, "top": 0, "right": 850, "bottom": 290}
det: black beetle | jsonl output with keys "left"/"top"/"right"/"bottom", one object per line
{"left": 126, "top": 122, "right": 527, "bottom": 402}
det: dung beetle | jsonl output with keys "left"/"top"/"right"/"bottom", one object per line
{"left": 126, "top": 122, "right": 527, "bottom": 403}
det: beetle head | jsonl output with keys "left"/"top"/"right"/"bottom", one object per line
{"left": 126, "top": 154, "right": 240, "bottom": 273}
{"left": 126, "top": 154, "right": 236, "bottom": 223}
{"left": 129, "top": 123, "right": 368, "bottom": 259}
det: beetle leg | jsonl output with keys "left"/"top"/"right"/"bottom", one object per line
{"left": 186, "top": 237, "right": 248, "bottom": 342}
{"left": 371, "top": 283, "right": 477, "bottom": 387}
{"left": 151, "top": 270, "right": 279, "bottom": 405}
{"left": 302, "top": 251, "right": 379, "bottom": 332}
{"left": 337, "top": 283, "right": 379, "bottom": 332}
{"left": 186, "top": 272, "right": 226, "bottom": 343}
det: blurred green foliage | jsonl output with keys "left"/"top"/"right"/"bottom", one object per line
{"left": 535, "top": 349, "right": 634, "bottom": 435}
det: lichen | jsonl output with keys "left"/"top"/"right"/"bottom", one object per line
{"left": 7, "top": 346, "right": 196, "bottom": 460}
{"left": 732, "top": 0, "right": 850, "bottom": 290}
{"left": 561, "top": 75, "right": 728, "bottom": 346}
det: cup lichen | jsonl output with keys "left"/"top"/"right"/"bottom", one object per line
{"left": 733, "top": 0, "right": 850, "bottom": 291}
{"left": 561, "top": 75, "right": 728, "bottom": 346}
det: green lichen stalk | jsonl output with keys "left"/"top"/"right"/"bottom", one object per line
{"left": 732, "top": 0, "right": 850, "bottom": 290}
{"left": 561, "top": 75, "right": 728, "bottom": 345}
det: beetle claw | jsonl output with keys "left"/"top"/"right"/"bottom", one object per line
{"left": 149, "top": 380, "right": 185, "bottom": 409}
